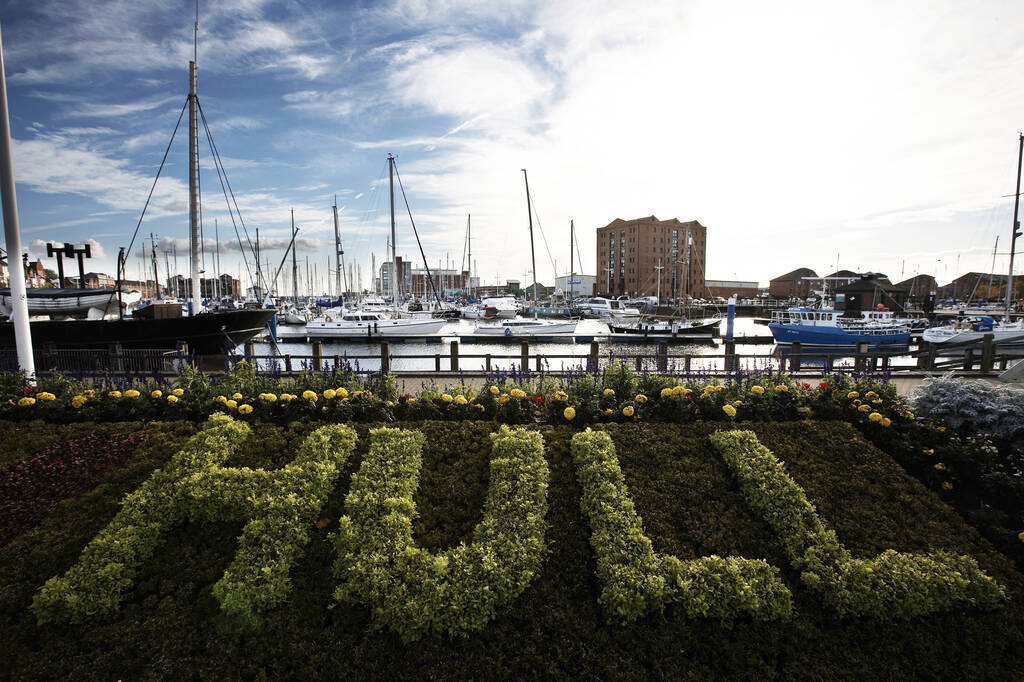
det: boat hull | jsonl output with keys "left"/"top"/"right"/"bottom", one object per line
{"left": 610, "top": 320, "right": 721, "bottom": 336}
{"left": 0, "top": 309, "right": 277, "bottom": 354}
{"left": 768, "top": 323, "right": 910, "bottom": 345}
{"left": 474, "top": 322, "right": 578, "bottom": 335}
{"left": 305, "top": 318, "right": 448, "bottom": 338}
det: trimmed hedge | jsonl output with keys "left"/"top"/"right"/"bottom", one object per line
{"left": 710, "top": 429, "right": 1006, "bottom": 618}
{"left": 570, "top": 429, "right": 792, "bottom": 622}
{"left": 32, "top": 416, "right": 357, "bottom": 624}
{"left": 0, "top": 420, "right": 1021, "bottom": 679}
{"left": 333, "top": 424, "right": 549, "bottom": 640}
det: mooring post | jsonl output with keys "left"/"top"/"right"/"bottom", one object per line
{"left": 657, "top": 342, "right": 668, "bottom": 372}
{"left": 724, "top": 340, "right": 737, "bottom": 372}
{"left": 312, "top": 342, "right": 322, "bottom": 372}
{"left": 981, "top": 333, "right": 994, "bottom": 373}
{"left": 588, "top": 341, "right": 599, "bottom": 373}
{"left": 284, "top": 355, "right": 292, "bottom": 373}
{"left": 485, "top": 354, "right": 492, "bottom": 372}
{"left": 380, "top": 342, "right": 390, "bottom": 374}
{"left": 450, "top": 340, "right": 459, "bottom": 371}
{"left": 855, "top": 342, "right": 868, "bottom": 373}
{"left": 790, "top": 341, "right": 802, "bottom": 371}
{"left": 245, "top": 340, "right": 254, "bottom": 363}
{"left": 520, "top": 340, "right": 529, "bottom": 372}
{"left": 962, "top": 346, "right": 974, "bottom": 371}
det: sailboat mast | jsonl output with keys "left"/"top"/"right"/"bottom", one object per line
{"left": 522, "top": 169, "right": 538, "bottom": 319}
{"left": 1006, "top": 133, "right": 1023, "bottom": 322}
{"left": 291, "top": 209, "right": 298, "bottom": 304}
{"left": 333, "top": 196, "right": 343, "bottom": 298}
{"left": 388, "top": 154, "right": 398, "bottom": 315}
{"left": 187, "top": 57, "right": 201, "bottom": 314}
{"left": 569, "top": 219, "right": 574, "bottom": 302}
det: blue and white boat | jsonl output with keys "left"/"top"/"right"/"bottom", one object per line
{"left": 768, "top": 307, "right": 911, "bottom": 345}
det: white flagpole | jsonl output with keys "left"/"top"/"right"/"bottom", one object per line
{"left": 0, "top": 24, "right": 35, "bottom": 379}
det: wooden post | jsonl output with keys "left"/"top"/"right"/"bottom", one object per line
{"left": 109, "top": 342, "right": 124, "bottom": 374}
{"left": 334, "top": 354, "right": 341, "bottom": 372}
{"left": 724, "top": 340, "right": 737, "bottom": 372}
{"left": 962, "top": 347, "right": 974, "bottom": 371}
{"left": 434, "top": 354, "right": 441, "bottom": 372}
{"left": 245, "top": 340, "right": 254, "bottom": 362}
{"left": 981, "top": 333, "right": 994, "bottom": 372}
{"left": 790, "top": 341, "right": 802, "bottom": 371}
{"left": 855, "top": 342, "right": 868, "bottom": 373}
{"left": 450, "top": 340, "right": 459, "bottom": 371}
{"left": 684, "top": 355, "right": 692, "bottom": 374}
{"left": 520, "top": 340, "right": 529, "bottom": 372}
{"left": 485, "top": 354, "right": 492, "bottom": 372}
{"left": 380, "top": 342, "right": 391, "bottom": 374}
{"left": 588, "top": 341, "right": 599, "bottom": 373}
{"left": 312, "top": 342, "right": 323, "bottom": 371}
{"left": 536, "top": 353, "right": 543, "bottom": 372}
{"left": 657, "top": 342, "right": 668, "bottom": 372}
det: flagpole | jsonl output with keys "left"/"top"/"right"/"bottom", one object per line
{"left": 0, "top": 24, "right": 35, "bottom": 379}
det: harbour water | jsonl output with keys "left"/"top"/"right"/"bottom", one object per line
{"left": 249, "top": 317, "right": 922, "bottom": 375}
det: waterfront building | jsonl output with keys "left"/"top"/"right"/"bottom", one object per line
{"left": 704, "top": 280, "right": 758, "bottom": 299}
{"left": 768, "top": 268, "right": 817, "bottom": 299}
{"left": 554, "top": 274, "right": 596, "bottom": 299}
{"left": 595, "top": 216, "right": 707, "bottom": 299}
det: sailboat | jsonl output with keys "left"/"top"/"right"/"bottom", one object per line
{"left": 0, "top": 15, "right": 276, "bottom": 355}
{"left": 921, "top": 134, "right": 1024, "bottom": 346}
{"left": 306, "top": 154, "right": 447, "bottom": 339}
{"left": 473, "top": 169, "right": 578, "bottom": 337}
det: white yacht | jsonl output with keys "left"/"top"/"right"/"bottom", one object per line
{"left": 473, "top": 319, "right": 577, "bottom": 336}
{"left": 921, "top": 315, "right": 1024, "bottom": 345}
{"left": 306, "top": 310, "right": 447, "bottom": 338}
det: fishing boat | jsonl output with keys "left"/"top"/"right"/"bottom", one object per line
{"left": 768, "top": 307, "right": 911, "bottom": 345}
{"left": 609, "top": 316, "right": 721, "bottom": 337}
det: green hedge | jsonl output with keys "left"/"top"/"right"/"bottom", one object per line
{"left": 710, "top": 429, "right": 1006, "bottom": 618}
{"left": 333, "top": 425, "right": 549, "bottom": 640}
{"left": 570, "top": 429, "right": 792, "bottom": 622}
{"left": 0, "top": 420, "right": 1021, "bottom": 679}
{"left": 32, "top": 416, "right": 357, "bottom": 624}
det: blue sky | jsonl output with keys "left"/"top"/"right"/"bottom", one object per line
{"left": 1, "top": 0, "right": 1023, "bottom": 295}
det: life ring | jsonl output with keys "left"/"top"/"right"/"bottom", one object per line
{"left": 325, "top": 315, "right": 333, "bottom": 322}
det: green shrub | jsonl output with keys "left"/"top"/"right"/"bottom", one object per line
{"left": 570, "top": 429, "right": 792, "bottom": 622}
{"left": 333, "top": 424, "right": 549, "bottom": 640}
{"left": 710, "top": 429, "right": 1007, "bottom": 618}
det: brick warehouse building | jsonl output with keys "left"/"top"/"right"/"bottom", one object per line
{"left": 595, "top": 216, "right": 707, "bottom": 299}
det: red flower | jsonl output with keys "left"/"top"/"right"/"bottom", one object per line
{"left": 818, "top": 382, "right": 829, "bottom": 389}
{"left": 802, "top": 383, "right": 810, "bottom": 389}
{"left": 533, "top": 395, "right": 543, "bottom": 403}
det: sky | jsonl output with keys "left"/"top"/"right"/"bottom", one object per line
{"left": 0, "top": 0, "right": 1023, "bottom": 296}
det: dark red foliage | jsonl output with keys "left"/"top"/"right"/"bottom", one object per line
{"left": 0, "top": 430, "right": 149, "bottom": 546}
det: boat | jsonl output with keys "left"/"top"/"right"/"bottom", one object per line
{"left": 609, "top": 316, "right": 721, "bottom": 337}
{"left": 0, "top": 287, "right": 141, "bottom": 319}
{"left": 464, "top": 295, "right": 518, "bottom": 319}
{"left": 473, "top": 319, "right": 577, "bottom": 336}
{"left": 768, "top": 307, "right": 911, "bottom": 345}
{"left": 0, "top": 34, "right": 277, "bottom": 356}
{"left": 305, "top": 310, "right": 446, "bottom": 339}
{"left": 575, "top": 296, "right": 641, "bottom": 320}
{"left": 473, "top": 169, "right": 577, "bottom": 337}
{"left": 921, "top": 315, "right": 1024, "bottom": 345}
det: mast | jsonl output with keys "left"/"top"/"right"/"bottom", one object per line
{"left": 522, "top": 168, "right": 538, "bottom": 319}
{"left": 1006, "top": 133, "right": 1023, "bottom": 322}
{"left": 291, "top": 209, "right": 298, "bottom": 304}
{"left": 569, "top": 219, "right": 574, "bottom": 302}
{"left": 333, "top": 196, "right": 344, "bottom": 298}
{"left": 150, "top": 233, "right": 161, "bottom": 299}
{"left": 214, "top": 218, "right": 221, "bottom": 299}
{"left": 187, "top": 57, "right": 200, "bottom": 314}
{"left": 388, "top": 154, "right": 398, "bottom": 315}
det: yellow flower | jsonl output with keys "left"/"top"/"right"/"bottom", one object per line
{"left": 872, "top": 399, "right": 883, "bottom": 405}
{"left": 750, "top": 385, "right": 765, "bottom": 395}
{"left": 260, "top": 393, "right": 277, "bottom": 402}
{"left": 904, "top": 411, "right": 915, "bottom": 419}
{"left": 386, "top": 400, "right": 395, "bottom": 407}
{"left": 635, "top": 394, "right": 648, "bottom": 403}
{"left": 476, "top": 403, "right": 485, "bottom": 411}
{"left": 555, "top": 390, "right": 569, "bottom": 401}
{"left": 941, "top": 481, "right": 953, "bottom": 491}
{"left": 172, "top": 388, "right": 184, "bottom": 397}
{"left": 603, "top": 408, "right": 613, "bottom": 416}
{"left": 322, "top": 406, "right": 328, "bottom": 412}
{"left": 232, "top": 392, "right": 243, "bottom": 400}
{"left": 302, "top": 390, "right": 318, "bottom": 401}
{"left": 17, "top": 397, "right": 35, "bottom": 407}
{"left": 71, "top": 395, "right": 87, "bottom": 409}
{"left": 934, "top": 462, "right": 946, "bottom": 471}
{"left": 1018, "top": 531, "right": 1024, "bottom": 543}
{"left": 336, "top": 387, "right": 349, "bottom": 399}
{"left": 167, "top": 395, "right": 179, "bottom": 403}
{"left": 673, "top": 386, "right": 690, "bottom": 396}
{"left": 279, "top": 393, "right": 294, "bottom": 402}
{"left": 722, "top": 404, "right": 737, "bottom": 417}
{"left": 733, "top": 400, "right": 743, "bottom": 406}
{"left": 937, "top": 426, "right": 947, "bottom": 432}
{"left": 881, "top": 418, "right": 891, "bottom": 427}
{"left": 858, "top": 404, "right": 872, "bottom": 413}
{"left": 847, "top": 391, "right": 859, "bottom": 399}
{"left": 865, "top": 391, "right": 877, "bottom": 399}
{"left": 216, "top": 395, "right": 227, "bottom": 403}
{"left": 622, "top": 405, "right": 634, "bottom": 417}
{"left": 868, "top": 412, "right": 883, "bottom": 422}
{"left": 454, "top": 395, "right": 468, "bottom": 405}
{"left": 109, "top": 390, "right": 122, "bottom": 398}
{"left": 775, "top": 385, "right": 788, "bottom": 393}
{"left": 238, "top": 404, "right": 253, "bottom": 414}
{"left": 124, "top": 389, "right": 140, "bottom": 398}
{"left": 489, "top": 385, "right": 500, "bottom": 395}
{"left": 923, "top": 448, "right": 934, "bottom": 456}
{"left": 151, "top": 389, "right": 163, "bottom": 398}
{"left": 496, "top": 394, "right": 510, "bottom": 405}
{"left": 510, "top": 388, "right": 527, "bottom": 399}
{"left": 441, "top": 393, "right": 454, "bottom": 403}
{"left": 225, "top": 399, "right": 238, "bottom": 410}
{"left": 853, "top": 399, "right": 862, "bottom": 406}
{"left": 603, "top": 388, "right": 615, "bottom": 397}
{"left": 563, "top": 406, "right": 576, "bottom": 421}
{"left": 38, "top": 392, "right": 56, "bottom": 401}
{"left": 323, "top": 389, "right": 337, "bottom": 399}
{"left": 660, "top": 387, "right": 674, "bottom": 398}
{"left": 363, "top": 390, "right": 372, "bottom": 398}
{"left": 84, "top": 389, "right": 95, "bottom": 398}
